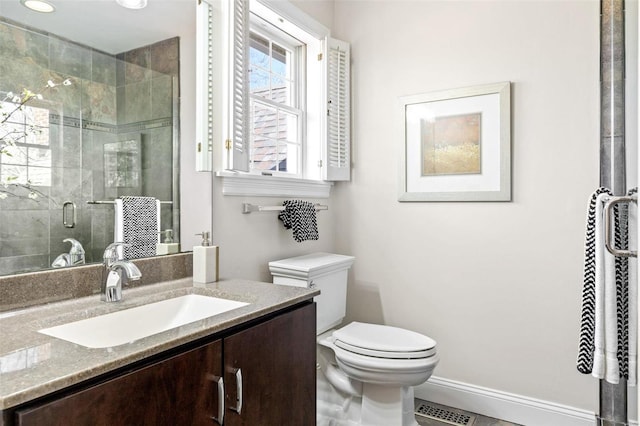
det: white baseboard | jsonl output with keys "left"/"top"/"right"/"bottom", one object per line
{"left": 414, "top": 376, "right": 596, "bottom": 426}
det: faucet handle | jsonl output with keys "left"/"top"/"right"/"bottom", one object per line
{"left": 103, "top": 242, "right": 130, "bottom": 267}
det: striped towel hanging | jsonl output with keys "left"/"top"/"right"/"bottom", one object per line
{"left": 278, "top": 200, "right": 319, "bottom": 243}
{"left": 577, "top": 187, "right": 631, "bottom": 382}
{"left": 114, "top": 196, "right": 160, "bottom": 259}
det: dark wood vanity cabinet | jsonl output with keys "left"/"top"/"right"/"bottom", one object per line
{"left": 223, "top": 302, "right": 316, "bottom": 426}
{"left": 11, "top": 302, "right": 316, "bottom": 426}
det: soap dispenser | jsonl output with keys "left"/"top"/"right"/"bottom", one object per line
{"left": 193, "top": 231, "right": 219, "bottom": 283}
{"left": 156, "top": 229, "right": 180, "bottom": 255}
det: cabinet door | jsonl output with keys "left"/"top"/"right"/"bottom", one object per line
{"left": 15, "top": 340, "right": 223, "bottom": 426}
{"left": 224, "top": 303, "right": 316, "bottom": 426}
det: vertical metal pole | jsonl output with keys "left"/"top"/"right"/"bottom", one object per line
{"left": 600, "top": 0, "right": 626, "bottom": 197}
{"left": 599, "top": 0, "right": 627, "bottom": 424}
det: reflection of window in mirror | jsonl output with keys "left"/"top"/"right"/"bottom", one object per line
{"left": 0, "top": 101, "right": 52, "bottom": 187}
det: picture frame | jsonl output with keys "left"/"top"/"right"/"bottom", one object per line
{"left": 104, "top": 136, "right": 142, "bottom": 189}
{"left": 399, "top": 81, "right": 511, "bottom": 202}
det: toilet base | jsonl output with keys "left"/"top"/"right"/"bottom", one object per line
{"left": 361, "top": 383, "right": 418, "bottom": 426}
{"left": 317, "top": 365, "right": 419, "bottom": 426}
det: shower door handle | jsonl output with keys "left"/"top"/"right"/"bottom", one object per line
{"left": 604, "top": 195, "right": 637, "bottom": 258}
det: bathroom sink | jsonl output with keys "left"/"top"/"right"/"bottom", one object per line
{"left": 39, "top": 294, "right": 249, "bottom": 348}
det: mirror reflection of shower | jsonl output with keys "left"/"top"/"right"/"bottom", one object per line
{"left": 0, "top": 18, "right": 180, "bottom": 276}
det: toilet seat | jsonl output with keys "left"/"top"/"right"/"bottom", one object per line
{"left": 333, "top": 322, "right": 436, "bottom": 360}
{"left": 332, "top": 344, "right": 440, "bottom": 387}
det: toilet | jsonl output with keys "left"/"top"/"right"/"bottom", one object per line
{"left": 269, "top": 252, "right": 439, "bottom": 426}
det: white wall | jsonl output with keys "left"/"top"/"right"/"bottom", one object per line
{"left": 291, "top": 0, "right": 335, "bottom": 29}
{"left": 331, "top": 0, "right": 600, "bottom": 412}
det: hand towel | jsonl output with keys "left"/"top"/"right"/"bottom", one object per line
{"left": 628, "top": 187, "right": 638, "bottom": 385}
{"left": 592, "top": 192, "right": 620, "bottom": 383}
{"left": 578, "top": 187, "right": 612, "bottom": 374}
{"left": 616, "top": 197, "right": 630, "bottom": 382}
{"left": 278, "top": 200, "right": 319, "bottom": 243}
{"left": 114, "top": 196, "right": 160, "bottom": 259}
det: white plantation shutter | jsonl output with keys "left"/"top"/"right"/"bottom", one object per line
{"left": 195, "top": 0, "right": 216, "bottom": 171}
{"left": 324, "top": 37, "right": 350, "bottom": 181}
{"left": 227, "top": 0, "right": 250, "bottom": 172}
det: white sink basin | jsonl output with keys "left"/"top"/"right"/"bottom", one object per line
{"left": 39, "top": 294, "right": 249, "bottom": 348}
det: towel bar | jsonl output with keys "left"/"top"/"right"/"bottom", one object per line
{"left": 603, "top": 195, "right": 637, "bottom": 258}
{"left": 88, "top": 200, "right": 173, "bottom": 205}
{"left": 242, "top": 203, "right": 328, "bottom": 214}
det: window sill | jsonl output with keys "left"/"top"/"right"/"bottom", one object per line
{"left": 216, "top": 171, "right": 332, "bottom": 198}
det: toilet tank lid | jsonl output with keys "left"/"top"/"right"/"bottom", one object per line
{"left": 333, "top": 322, "right": 436, "bottom": 353}
{"left": 269, "top": 252, "right": 355, "bottom": 276}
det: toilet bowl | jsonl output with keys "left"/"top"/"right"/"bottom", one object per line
{"left": 319, "top": 322, "right": 438, "bottom": 426}
{"left": 269, "top": 253, "right": 438, "bottom": 426}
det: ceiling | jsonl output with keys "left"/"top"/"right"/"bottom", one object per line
{"left": 0, "top": 0, "right": 194, "bottom": 54}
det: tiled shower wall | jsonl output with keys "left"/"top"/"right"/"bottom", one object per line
{"left": 0, "top": 18, "right": 179, "bottom": 275}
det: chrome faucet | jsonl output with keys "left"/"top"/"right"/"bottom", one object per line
{"left": 101, "top": 242, "right": 142, "bottom": 302}
{"left": 64, "top": 238, "right": 85, "bottom": 265}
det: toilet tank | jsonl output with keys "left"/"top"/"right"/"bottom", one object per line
{"left": 269, "top": 253, "right": 355, "bottom": 335}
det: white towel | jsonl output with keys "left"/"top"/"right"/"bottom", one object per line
{"left": 592, "top": 193, "right": 620, "bottom": 383}
{"left": 629, "top": 194, "right": 638, "bottom": 385}
{"left": 114, "top": 196, "right": 160, "bottom": 259}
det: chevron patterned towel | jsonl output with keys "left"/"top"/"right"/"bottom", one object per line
{"left": 629, "top": 188, "right": 638, "bottom": 385}
{"left": 577, "top": 187, "right": 635, "bottom": 383}
{"left": 115, "top": 196, "right": 160, "bottom": 259}
{"left": 278, "top": 200, "right": 319, "bottom": 243}
{"left": 577, "top": 188, "right": 612, "bottom": 375}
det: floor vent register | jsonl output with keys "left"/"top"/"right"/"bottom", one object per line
{"left": 415, "top": 402, "right": 476, "bottom": 426}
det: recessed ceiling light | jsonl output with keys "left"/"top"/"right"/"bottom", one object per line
{"left": 116, "top": 0, "right": 147, "bottom": 9}
{"left": 20, "top": 0, "right": 55, "bottom": 13}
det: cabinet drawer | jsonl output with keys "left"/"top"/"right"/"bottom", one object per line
{"left": 15, "top": 340, "right": 223, "bottom": 426}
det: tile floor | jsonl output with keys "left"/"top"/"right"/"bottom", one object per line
{"left": 415, "top": 399, "right": 522, "bottom": 426}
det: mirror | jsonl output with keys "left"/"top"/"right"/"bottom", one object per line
{"left": 0, "top": 0, "right": 193, "bottom": 276}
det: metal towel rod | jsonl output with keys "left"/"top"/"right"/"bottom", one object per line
{"left": 603, "top": 194, "right": 637, "bottom": 258}
{"left": 87, "top": 200, "right": 173, "bottom": 205}
{"left": 242, "top": 203, "right": 328, "bottom": 214}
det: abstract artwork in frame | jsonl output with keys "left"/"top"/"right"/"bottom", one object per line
{"left": 399, "top": 82, "right": 511, "bottom": 202}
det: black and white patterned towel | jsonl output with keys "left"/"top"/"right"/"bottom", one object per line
{"left": 577, "top": 187, "right": 632, "bottom": 381}
{"left": 278, "top": 200, "right": 319, "bottom": 243}
{"left": 115, "top": 196, "right": 160, "bottom": 259}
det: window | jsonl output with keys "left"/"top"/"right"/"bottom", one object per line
{"left": 249, "top": 26, "right": 303, "bottom": 176}
{"left": 0, "top": 100, "right": 52, "bottom": 187}
{"left": 196, "top": 0, "right": 351, "bottom": 196}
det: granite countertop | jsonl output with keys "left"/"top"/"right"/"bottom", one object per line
{"left": 0, "top": 278, "right": 319, "bottom": 410}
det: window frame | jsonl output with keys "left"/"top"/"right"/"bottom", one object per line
{"left": 0, "top": 98, "right": 53, "bottom": 188}
{"left": 197, "top": 0, "right": 349, "bottom": 197}
{"left": 247, "top": 21, "right": 305, "bottom": 177}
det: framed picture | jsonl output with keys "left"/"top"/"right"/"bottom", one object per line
{"left": 399, "top": 82, "right": 511, "bottom": 202}
{"left": 104, "top": 137, "right": 141, "bottom": 189}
